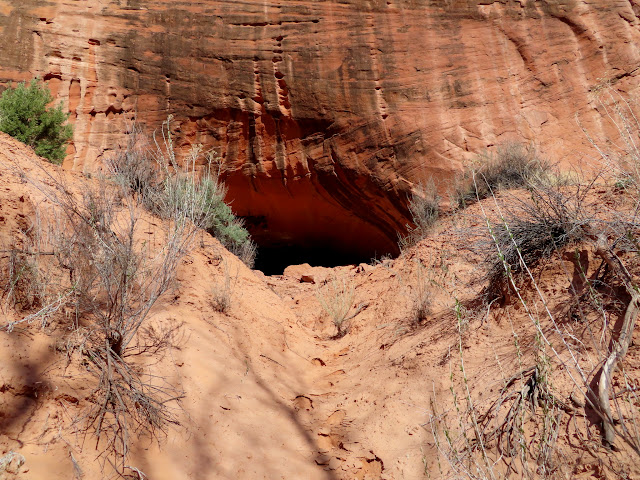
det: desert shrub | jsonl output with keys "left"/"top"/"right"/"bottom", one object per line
{"left": 410, "top": 260, "right": 431, "bottom": 324}
{"left": 53, "top": 185, "right": 179, "bottom": 357}
{"left": 317, "top": 275, "right": 355, "bottom": 338}
{"left": 210, "top": 259, "right": 236, "bottom": 313}
{"left": 455, "top": 142, "right": 551, "bottom": 208}
{"left": 0, "top": 214, "right": 56, "bottom": 314}
{"left": 428, "top": 350, "right": 565, "bottom": 479}
{"left": 2, "top": 248, "right": 41, "bottom": 310}
{"left": 109, "top": 118, "right": 257, "bottom": 268}
{"left": 159, "top": 159, "right": 256, "bottom": 268}
{"left": 399, "top": 179, "right": 440, "bottom": 249}
{"left": 228, "top": 231, "right": 257, "bottom": 269}
{"left": 188, "top": 175, "right": 255, "bottom": 266}
{"left": 45, "top": 176, "right": 196, "bottom": 473}
{"left": 0, "top": 79, "right": 72, "bottom": 164}
{"left": 480, "top": 184, "right": 589, "bottom": 299}
{"left": 105, "top": 123, "right": 158, "bottom": 201}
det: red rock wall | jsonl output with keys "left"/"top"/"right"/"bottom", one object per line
{"left": 1, "top": 0, "right": 639, "bottom": 257}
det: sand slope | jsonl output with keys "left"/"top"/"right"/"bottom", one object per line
{"left": 0, "top": 133, "right": 639, "bottom": 479}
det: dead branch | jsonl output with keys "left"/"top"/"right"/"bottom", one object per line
{"left": 592, "top": 234, "right": 640, "bottom": 449}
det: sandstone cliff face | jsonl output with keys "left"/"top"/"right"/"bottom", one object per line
{"left": 1, "top": 0, "right": 639, "bottom": 260}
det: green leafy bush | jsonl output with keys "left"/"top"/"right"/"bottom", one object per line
{"left": 0, "top": 79, "right": 73, "bottom": 164}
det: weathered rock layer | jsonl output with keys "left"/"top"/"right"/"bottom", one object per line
{"left": 1, "top": 0, "right": 640, "bottom": 260}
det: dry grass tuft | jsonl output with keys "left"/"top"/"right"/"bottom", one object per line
{"left": 400, "top": 179, "right": 441, "bottom": 249}
{"left": 454, "top": 142, "right": 552, "bottom": 208}
{"left": 317, "top": 275, "right": 356, "bottom": 338}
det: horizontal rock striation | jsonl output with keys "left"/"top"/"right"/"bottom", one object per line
{"left": 1, "top": 0, "right": 639, "bottom": 260}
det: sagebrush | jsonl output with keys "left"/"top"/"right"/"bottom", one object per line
{"left": 108, "top": 119, "right": 256, "bottom": 267}
{"left": 455, "top": 142, "right": 551, "bottom": 208}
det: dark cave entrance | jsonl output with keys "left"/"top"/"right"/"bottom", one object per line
{"left": 253, "top": 244, "right": 385, "bottom": 276}
{"left": 231, "top": 189, "right": 405, "bottom": 276}
{"left": 243, "top": 215, "right": 402, "bottom": 276}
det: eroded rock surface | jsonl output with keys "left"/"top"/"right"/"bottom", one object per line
{"left": 1, "top": 0, "right": 639, "bottom": 258}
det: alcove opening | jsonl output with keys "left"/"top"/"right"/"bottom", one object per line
{"left": 230, "top": 188, "right": 404, "bottom": 276}
{"left": 254, "top": 245, "right": 388, "bottom": 276}
{"left": 248, "top": 231, "right": 401, "bottom": 276}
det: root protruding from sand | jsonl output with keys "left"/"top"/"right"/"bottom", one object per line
{"left": 593, "top": 235, "right": 640, "bottom": 450}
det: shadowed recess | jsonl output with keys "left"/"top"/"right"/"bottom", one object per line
{"left": 253, "top": 244, "right": 380, "bottom": 276}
